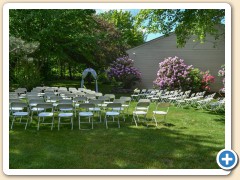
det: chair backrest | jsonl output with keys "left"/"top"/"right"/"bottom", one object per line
{"left": 106, "top": 103, "right": 122, "bottom": 108}
{"left": 75, "top": 92, "right": 85, "bottom": 97}
{"left": 120, "top": 96, "right": 131, "bottom": 102}
{"left": 29, "top": 99, "right": 44, "bottom": 105}
{"left": 85, "top": 94, "right": 96, "bottom": 100}
{"left": 10, "top": 102, "right": 28, "bottom": 108}
{"left": 78, "top": 88, "right": 85, "bottom": 92}
{"left": 135, "top": 102, "right": 150, "bottom": 111}
{"left": 57, "top": 103, "right": 73, "bottom": 111}
{"left": 9, "top": 98, "right": 21, "bottom": 103}
{"left": 113, "top": 99, "right": 125, "bottom": 104}
{"left": 95, "top": 92, "right": 103, "bottom": 97}
{"left": 184, "top": 90, "right": 191, "bottom": 97}
{"left": 89, "top": 99, "right": 103, "bottom": 105}
{"left": 74, "top": 96, "right": 86, "bottom": 102}
{"left": 79, "top": 103, "right": 95, "bottom": 109}
{"left": 31, "top": 88, "right": 42, "bottom": 93}
{"left": 59, "top": 99, "right": 73, "bottom": 104}
{"left": 69, "top": 87, "right": 77, "bottom": 91}
{"left": 133, "top": 89, "right": 140, "bottom": 94}
{"left": 98, "top": 96, "right": 110, "bottom": 101}
{"left": 27, "top": 95, "right": 41, "bottom": 100}
{"left": 104, "top": 94, "right": 115, "bottom": 100}
{"left": 155, "top": 103, "right": 170, "bottom": 112}
{"left": 138, "top": 99, "right": 151, "bottom": 103}
{"left": 140, "top": 89, "right": 146, "bottom": 93}
{"left": 36, "top": 103, "right": 53, "bottom": 112}
{"left": 48, "top": 96, "right": 62, "bottom": 102}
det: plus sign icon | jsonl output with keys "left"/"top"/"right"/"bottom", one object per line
{"left": 216, "top": 149, "right": 238, "bottom": 170}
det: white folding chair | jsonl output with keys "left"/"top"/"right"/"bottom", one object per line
{"left": 10, "top": 102, "right": 30, "bottom": 130}
{"left": 131, "top": 89, "right": 140, "bottom": 101}
{"left": 104, "top": 103, "right": 122, "bottom": 129}
{"left": 120, "top": 96, "right": 131, "bottom": 116}
{"left": 132, "top": 102, "right": 150, "bottom": 127}
{"left": 28, "top": 99, "right": 45, "bottom": 123}
{"left": 57, "top": 103, "right": 74, "bottom": 130}
{"left": 89, "top": 99, "right": 104, "bottom": 122}
{"left": 74, "top": 96, "right": 87, "bottom": 117}
{"left": 78, "top": 103, "right": 95, "bottom": 130}
{"left": 151, "top": 103, "right": 170, "bottom": 127}
{"left": 36, "top": 103, "right": 54, "bottom": 130}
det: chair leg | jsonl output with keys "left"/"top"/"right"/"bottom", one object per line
{"left": 51, "top": 116, "right": 54, "bottom": 130}
{"left": 118, "top": 116, "right": 120, "bottom": 128}
{"left": 79, "top": 116, "right": 81, "bottom": 130}
{"left": 71, "top": 117, "right": 73, "bottom": 130}
{"left": 92, "top": 116, "right": 94, "bottom": 129}
{"left": 25, "top": 116, "right": 29, "bottom": 130}
{"left": 99, "top": 111, "right": 102, "bottom": 122}
{"left": 105, "top": 115, "right": 108, "bottom": 129}
{"left": 37, "top": 117, "right": 40, "bottom": 130}
{"left": 58, "top": 117, "right": 60, "bottom": 131}
{"left": 153, "top": 114, "right": 158, "bottom": 127}
{"left": 133, "top": 114, "right": 137, "bottom": 127}
{"left": 11, "top": 116, "right": 15, "bottom": 129}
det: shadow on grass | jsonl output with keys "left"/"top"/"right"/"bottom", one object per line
{"left": 9, "top": 118, "right": 224, "bottom": 169}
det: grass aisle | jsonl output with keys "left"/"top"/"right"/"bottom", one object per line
{"left": 9, "top": 103, "right": 224, "bottom": 169}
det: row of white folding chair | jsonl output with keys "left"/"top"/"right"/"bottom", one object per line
{"left": 10, "top": 102, "right": 73, "bottom": 131}
{"left": 209, "top": 98, "right": 225, "bottom": 112}
{"left": 28, "top": 96, "right": 128, "bottom": 123}
{"left": 196, "top": 93, "right": 216, "bottom": 109}
{"left": 132, "top": 100, "right": 170, "bottom": 127}
{"left": 175, "top": 91, "right": 205, "bottom": 108}
{"left": 177, "top": 91, "right": 206, "bottom": 108}
{"left": 131, "top": 89, "right": 164, "bottom": 101}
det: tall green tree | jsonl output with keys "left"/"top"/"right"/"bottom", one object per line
{"left": 9, "top": 9, "right": 128, "bottom": 81}
{"left": 99, "top": 10, "right": 145, "bottom": 49}
{"left": 135, "top": 9, "right": 225, "bottom": 47}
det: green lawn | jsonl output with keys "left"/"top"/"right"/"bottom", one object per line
{"left": 9, "top": 101, "right": 225, "bottom": 169}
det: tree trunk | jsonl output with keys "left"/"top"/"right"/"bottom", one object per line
{"left": 60, "top": 62, "right": 64, "bottom": 79}
{"left": 68, "top": 64, "right": 72, "bottom": 80}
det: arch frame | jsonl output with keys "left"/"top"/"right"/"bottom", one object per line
{"left": 81, "top": 68, "right": 98, "bottom": 92}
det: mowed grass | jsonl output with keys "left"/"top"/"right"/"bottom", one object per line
{"left": 9, "top": 101, "right": 225, "bottom": 169}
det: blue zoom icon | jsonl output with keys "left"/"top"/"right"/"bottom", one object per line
{"left": 217, "top": 149, "right": 238, "bottom": 170}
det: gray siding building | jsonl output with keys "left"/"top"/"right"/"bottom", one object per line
{"left": 127, "top": 32, "right": 225, "bottom": 92}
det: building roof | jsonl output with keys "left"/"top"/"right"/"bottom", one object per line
{"left": 127, "top": 33, "right": 174, "bottom": 51}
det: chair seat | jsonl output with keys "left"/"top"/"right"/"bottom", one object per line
{"left": 133, "top": 111, "right": 147, "bottom": 115}
{"left": 89, "top": 107, "right": 101, "bottom": 111}
{"left": 112, "top": 107, "right": 124, "bottom": 111}
{"left": 29, "top": 103, "right": 38, "bottom": 107}
{"left": 59, "top": 108, "right": 73, "bottom": 111}
{"left": 153, "top": 111, "right": 167, "bottom": 115}
{"left": 58, "top": 113, "right": 73, "bottom": 117}
{"left": 104, "top": 101, "right": 113, "bottom": 104}
{"left": 53, "top": 103, "right": 58, "bottom": 107}
{"left": 136, "top": 107, "right": 148, "bottom": 110}
{"left": 38, "top": 112, "right": 54, "bottom": 117}
{"left": 79, "top": 112, "right": 93, "bottom": 116}
{"left": 31, "top": 107, "right": 44, "bottom": 111}
{"left": 10, "top": 107, "right": 24, "bottom": 111}
{"left": 13, "top": 112, "right": 29, "bottom": 116}
{"left": 46, "top": 100, "right": 57, "bottom": 103}
{"left": 106, "top": 111, "right": 120, "bottom": 116}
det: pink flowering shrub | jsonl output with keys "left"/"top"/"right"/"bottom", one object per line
{"left": 107, "top": 56, "right": 141, "bottom": 88}
{"left": 201, "top": 71, "right": 215, "bottom": 91}
{"left": 153, "top": 56, "right": 193, "bottom": 90}
{"left": 154, "top": 56, "right": 215, "bottom": 91}
{"left": 218, "top": 64, "right": 225, "bottom": 93}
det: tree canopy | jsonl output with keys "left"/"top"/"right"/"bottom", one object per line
{"left": 9, "top": 9, "right": 145, "bottom": 87}
{"left": 135, "top": 9, "right": 225, "bottom": 47}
